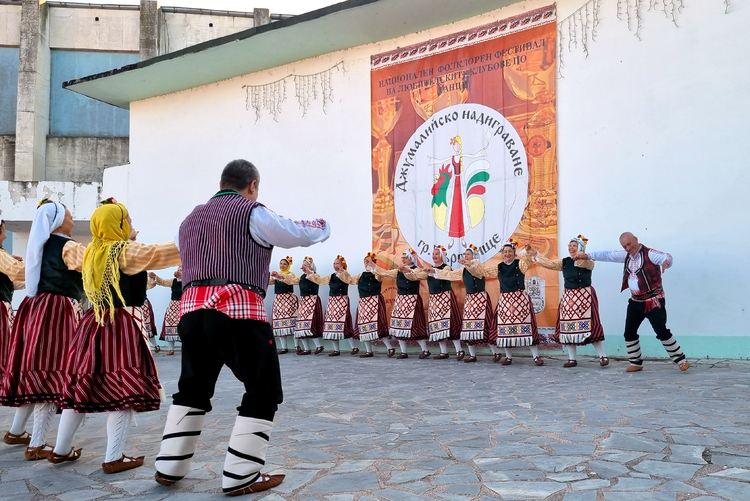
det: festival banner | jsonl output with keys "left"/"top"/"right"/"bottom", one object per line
{"left": 370, "top": 5, "right": 560, "bottom": 343}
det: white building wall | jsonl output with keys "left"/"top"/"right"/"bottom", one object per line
{"left": 118, "top": 0, "right": 750, "bottom": 357}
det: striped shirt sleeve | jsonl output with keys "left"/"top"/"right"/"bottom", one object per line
{"left": 0, "top": 249, "right": 25, "bottom": 281}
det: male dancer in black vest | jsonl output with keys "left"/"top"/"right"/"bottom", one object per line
{"left": 577, "top": 232, "right": 689, "bottom": 372}
{"left": 154, "top": 159, "right": 330, "bottom": 495}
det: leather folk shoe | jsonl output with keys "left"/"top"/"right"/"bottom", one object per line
{"left": 626, "top": 365, "right": 643, "bottom": 372}
{"left": 25, "top": 444, "right": 53, "bottom": 460}
{"left": 563, "top": 360, "right": 577, "bottom": 368}
{"left": 48, "top": 447, "right": 82, "bottom": 464}
{"left": 226, "top": 473, "right": 286, "bottom": 496}
{"left": 464, "top": 356, "right": 477, "bottom": 363}
{"left": 359, "top": 352, "right": 374, "bottom": 358}
{"left": 154, "top": 472, "right": 176, "bottom": 486}
{"left": 314, "top": 346, "right": 325, "bottom": 354}
{"left": 456, "top": 350, "right": 465, "bottom": 361}
{"left": 397, "top": 353, "right": 409, "bottom": 359}
{"left": 102, "top": 454, "right": 144, "bottom": 474}
{"left": 679, "top": 361, "right": 690, "bottom": 371}
{"left": 3, "top": 431, "right": 31, "bottom": 445}
{"left": 433, "top": 353, "right": 450, "bottom": 360}
{"left": 418, "top": 350, "right": 431, "bottom": 359}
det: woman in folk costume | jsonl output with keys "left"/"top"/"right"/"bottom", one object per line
{"left": 432, "top": 244, "right": 499, "bottom": 363}
{"left": 375, "top": 249, "right": 429, "bottom": 359}
{"left": 144, "top": 273, "right": 161, "bottom": 352}
{"left": 268, "top": 256, "right": 299, "bottom": 355}
{"left": 528, "top": 236, "right": 608, "bottom": 367}
{"left": 153, "top": 267, "right": 183, "bottom": 356}
{"left": 48, "top": 199, "right": 180, "bottom": 472}
{"left": 305, "top": 256, "right": 360, "bottom": 357}
{"left": 0, "top": 200, "right": 83, "bottom": 460}
{"left": 466, "top": 239, "right": 543, "bottom": 366}
{"left": 399, "top": 245, "right": 463, "bottom": 360}
{"left": 346, "top": 252, "right": 395, "bottom": 358}
{"left": 272, "top": 256, "right": 324, "bottom": 355}
{"left": 0, "top": 218, "right": 32, "bottom": 447}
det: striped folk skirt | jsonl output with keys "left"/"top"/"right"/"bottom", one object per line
{"left": 427, "top": 290, "right": 462, "bottom": 342}
{"left": 143, "top": 299, "right": 158, "bottom": 338}
{"left": 272, "top": 292, "right": 298, "bottom": 337}
{"left": 0, "top": 302, "right": 13, "bottom": 400}
{"left": 355, "top": 294, "right": 388, "bottom": 342}
{"left": 0, "top": 293, "right": 81, "bottom": 407}
{"left": 496, "top": 290, "right": 541, "bottom": 348}
{"left": 460, "top": 291, "right": 498, "bottom": 345}
{"left": 61, "top": 307, "right": 161, "bottom": 413}
{"left": 294, "top": 295, "right": 323, "bottom": 338}
{"left": 322, "top": 295, "right": 355, "bottom": 340}
{"left": 389, "top": 294, "right": 427, "bottom": 340}
{"left": 160, "top": 300, "right": 181, "bottom": 342}
{"left": 553, "top": 286, "right": 605, "bottom": 345}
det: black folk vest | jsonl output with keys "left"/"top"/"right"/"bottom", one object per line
{"left": 427, "top": 263, "right": 453, "bottom": 295}
{"left": 562, "top": 257, "right": 592, "bottom": 290}
{"left": 37, "top": 235, "right": 84, "bottom": 300}
{"left": 498, "top": 260, "right": 525, "bottom": 293}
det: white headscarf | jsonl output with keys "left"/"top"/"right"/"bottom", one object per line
{"left": 25, "top": 202, "right": 66, "bottom": 297}
{"left": 403, "top": 248, "right": 419, "bottom": 267}
{"left": 303, "top": 257, "right": 316, "bottom": 274}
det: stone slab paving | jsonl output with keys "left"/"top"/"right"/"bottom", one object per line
{"left": 0, "top": 353, "right": 749, "bottom": 500}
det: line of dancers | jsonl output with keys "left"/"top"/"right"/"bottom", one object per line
{"left": 270, "top": 236, "right": 610, "bottom": 366}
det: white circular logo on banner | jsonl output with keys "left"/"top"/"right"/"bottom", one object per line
{"left": 394, "top": 103, "right": 528, "bottom": 267}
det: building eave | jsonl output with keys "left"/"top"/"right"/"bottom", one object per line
{"left": 62, "top": 0, "right": 524, "bottom": 109}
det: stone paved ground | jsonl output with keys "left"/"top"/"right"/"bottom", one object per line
{"left": 1, "top": 351, "right": 750, "bottom": 501}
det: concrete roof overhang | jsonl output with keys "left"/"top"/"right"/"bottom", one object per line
{"left": 63, "top": 0, "right": 524, "bottom": 109}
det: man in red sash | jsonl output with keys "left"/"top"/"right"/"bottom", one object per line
{"left": 578, "top": 232, "right": 689, "bottom": 372}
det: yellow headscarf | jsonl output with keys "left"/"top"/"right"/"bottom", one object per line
{"left": 83, "top": 202, "right": 132, "bottom": 325}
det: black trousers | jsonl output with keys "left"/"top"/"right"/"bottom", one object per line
{"left": 173, "top": 309, "right": 283, "bottom": 421}
{"left": 623, "top": 297, "right": 672, "bottom": 342}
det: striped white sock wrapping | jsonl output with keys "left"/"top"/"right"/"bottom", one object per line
{"left": 154, "top": 405, "right": 206, "bottom": 482}
{"left": 222, "top": 416, "right": 273, "bottom": 494}
{"left": 660, "top": 335, "right": 686, "bottom": 363}
{"left": 626, "top": 339, "right": 643, "bottom": 365}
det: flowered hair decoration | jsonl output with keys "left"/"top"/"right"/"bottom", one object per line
{"left": 37, "top": 198, "right": 53, "bottom": 208}
{"left": 571, "top": 235, "right": 589, "bottom": 253}
{"left": 304, "top": 256, "right": 313, "bottom": 262}
{"left": 365, "top": 252, "right": 377, "bottom": 261}
{"left": 468, "top": 244, "right": 479, "bottom": 256}
{"left": 504, "top": 238, "right": 518, "bottom": 249}
{"left": 100, "top": 197, "right": 118, "bottom": 205}
{"left": 281, "top": 256, "right": 293, "bottom": 264}
{"left": 408, "top": 248, "right": 417, "bottom": 257}
{"left": 335, "top": 255, "right": 347, "bottom": 270}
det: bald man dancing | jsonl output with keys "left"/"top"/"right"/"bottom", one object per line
{"left": 577, "top": 232, "right": 689, "bottom": 372}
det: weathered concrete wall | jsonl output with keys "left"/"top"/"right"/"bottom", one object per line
{"left": 139, "top": 0, "right": 159, "bottom": 60}
{"left": 49, "top": 6, "right": 139, "bottom": 52}
{"left": 162, "top": 12, "right": 254, "bottom": 53}
{"left": 0, "top": 4, "right": 22, "bottom": 47}
{"left": 0, "top": 136, "right": 15, "bottom": 179}
{"left": 0, "top": 179, "right": 101, "bottom": 222}
{"left": 14, "top": 0, "right": 50, "bottom": 182}
{"left": 45, "top": 136, "right": 128, "bottom": 183}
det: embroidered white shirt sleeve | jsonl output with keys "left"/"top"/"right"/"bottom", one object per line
{"left": 250, "top": 206, "right": 331, "bottom": 248}
{"left": 647, "top": 249, "right": 673, "bottom": 269}
{"left": 587, "top": 250, "right": 627, "bottom": 263}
